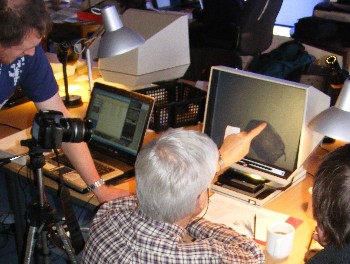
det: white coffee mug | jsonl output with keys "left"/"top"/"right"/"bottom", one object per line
{"left": 266, "top": 221, "right": 295, "bottom": 259}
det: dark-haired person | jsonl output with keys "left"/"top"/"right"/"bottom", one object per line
{"left": 0, "top": 0, "right": 129, "bottom": 202}
{"left": 82, "top": 124, "right": 266, "bottom": 263}
{"left": 306, "top": 143, "right": 350, "bottom": 263}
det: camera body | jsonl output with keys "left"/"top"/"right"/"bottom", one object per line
{"left": 31, "top": 110, "right": 92, "bottom": 150}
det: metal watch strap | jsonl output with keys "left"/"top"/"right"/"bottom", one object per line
{"left": 86, "top": 179, "right": 105, "bottom": 192}
{"left": 218, "top": 153, "right": 225, "bottom": 171}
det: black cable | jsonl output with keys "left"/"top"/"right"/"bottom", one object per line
{"left": 0, "top": 123, "right": 22, "bottom": 131}
{"left": 77, "top": 194, "right": 96, "bottom": 227}
{"left": 0, "top": 212, "right": 15, "bottom": 250}
{"left": 189, "top": 188, "right": 211, "bottom": 226}
{"left": 52, "top": 147, "right": 85, "bottom": 255}
{"left": 0, "top": 212, "right": 11, "bottom": 224}
{"left": 307, "top": 171, "right": 315, "bottom": 177}
{"left": 272, "top": 176, "right": 295, "bottom": 191}
{"left": 319, "top": 144, "right": 332, "bottom": 153}
{"left": 17, "top": 165, "right": 35, "bottom": 216}
{"left": 0, "top": 224, "right": 12, "bottom": 250}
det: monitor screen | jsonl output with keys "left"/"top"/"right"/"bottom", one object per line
{"left": 86, "top": 83, "right": 154, "bottom": 158}
{"left": 204, "top": 68, "right": 309, "bottom": 180}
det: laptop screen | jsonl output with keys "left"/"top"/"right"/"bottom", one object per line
{"left": 85, "top": 82, "right": 154, "bottom": 163}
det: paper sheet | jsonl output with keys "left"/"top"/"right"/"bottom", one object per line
{"left": 203, "top": 193, "right": 291, "bottom": 243}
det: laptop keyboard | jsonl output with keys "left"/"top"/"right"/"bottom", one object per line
{"left": 48, "top": 154, "right": 115, "bottom": 175}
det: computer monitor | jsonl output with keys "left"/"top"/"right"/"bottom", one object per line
{"left": 203, "top": 66, "right": 330, "bottom": 186}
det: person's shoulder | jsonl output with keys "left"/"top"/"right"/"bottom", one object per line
{"left": 33, "top": 45, "right": 46, "bottom": 59}
{"left": 24, "top": 45, "right": 47, "bottom": 66}
{"left": 102, "top": 195, "right": 138, "bottom": 210}
{"left": 306, "top": 244, "right": 350, "bottom": 264}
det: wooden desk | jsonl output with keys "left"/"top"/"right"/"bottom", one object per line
{"left": 0, "top": 104, "right": 328, "bottom": 263}
{"left": 0, "top": 70, "right": 330, "bottom": 263}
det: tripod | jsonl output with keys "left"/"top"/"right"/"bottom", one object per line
{"left": 21, "top": 139, "right": 78, "bottom": 264}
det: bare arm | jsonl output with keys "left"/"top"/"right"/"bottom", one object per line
{"left": 35, "top": 92, "right": 129, "bottom": 203}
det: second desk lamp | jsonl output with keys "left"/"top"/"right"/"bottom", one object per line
{"left": 57, "top": 41, "right": 81, "bottom": 107}
{"left": 81, "top": 5, "right": 145, "bottom": 93}
{"left": 309, "top": 77, "right": 350, "bottom": 143}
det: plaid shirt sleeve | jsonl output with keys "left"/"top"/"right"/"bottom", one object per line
{"left": 187, "top": 217, "right": 265, "bottom": 263}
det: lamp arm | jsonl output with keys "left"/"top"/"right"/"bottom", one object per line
{"left": 85, "top": 25, "right": 105, "bottom": 94}
{"left": 86, "top": 49, "right": 93, "bottom": 94}
{"left": 85, "top": 25, "right": 105, "bottom": 50}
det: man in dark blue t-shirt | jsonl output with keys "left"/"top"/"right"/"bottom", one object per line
{"left": 0, "top": 46, "right": 57, "bottom": 107}
{"left": 0, "top": 0, "right": 129, "bottom": 202}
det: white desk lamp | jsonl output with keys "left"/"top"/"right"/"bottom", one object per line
{"left": 82, "top": 5, "right": 145, "bottom": 92}
{"left": 309, "top": 77, "right": 350, "bottom": 142}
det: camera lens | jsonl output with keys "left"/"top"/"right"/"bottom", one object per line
{"left": 60, "top": 118, "right": 93, "bottom": 143}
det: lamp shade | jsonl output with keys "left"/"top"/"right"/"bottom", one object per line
{"left": 309, "top": 78, "right": 350, "bottom": 142}
{"left": 97, "top": 6, "right": 145, "bottom": 58}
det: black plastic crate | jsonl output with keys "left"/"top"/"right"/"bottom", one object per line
{"left": 137, "top": 82, "right": 207, "bottom": 132}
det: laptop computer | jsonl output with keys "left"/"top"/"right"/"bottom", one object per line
{"left": 43, "top": 82, "right": 155, "bottom": 193}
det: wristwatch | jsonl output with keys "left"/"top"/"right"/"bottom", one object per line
{"left": 86, "top": 178, "right": 105, "bottom": 192}
{"left": 218, "top": 152, "right": 225, "bottom": 171}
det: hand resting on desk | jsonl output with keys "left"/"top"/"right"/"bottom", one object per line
{"left": 93, "top": 184, "right": 131, "bottom": 203}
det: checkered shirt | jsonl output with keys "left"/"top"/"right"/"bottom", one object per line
{"left": 82, "top": 196, "right": 264, "bottom": 263}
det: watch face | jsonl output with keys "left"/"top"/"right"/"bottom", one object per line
{"left": 87, "top": 179, "right": 105, "bottom": 191}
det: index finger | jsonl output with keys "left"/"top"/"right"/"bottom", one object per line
{"left": 246, "top": 122, "right": 266, "bottom": 139}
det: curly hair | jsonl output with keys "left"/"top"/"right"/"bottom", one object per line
{"left": 0, "top": 0, "right": 51, "bottom": 47}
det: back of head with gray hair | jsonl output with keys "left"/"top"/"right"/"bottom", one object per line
{"left": 135, "top": 129, "right": 218, "bottom": 223}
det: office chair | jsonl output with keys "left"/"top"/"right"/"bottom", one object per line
{"left": 190, "top": 0, "right": 283, "bottom": 56}
{"left": 185, "top": 0, "right": 283, "bottom": 81}
{"left": 235, "top": 0, "right": 283, "bottom": 55}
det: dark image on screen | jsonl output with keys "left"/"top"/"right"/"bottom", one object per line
{"left": 205, "top": 69, "right": 307, "bottom": 173}
{"left": 245, "top": 119, "right": 286, "bottom": 164}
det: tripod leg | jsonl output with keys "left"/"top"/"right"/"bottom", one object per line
{"left": 36, "top": 230, "right": 51, "bottom": 264}
{"left": 55, "top": 222, "right": 78, "bottom": 264}
{"left": 23, "top": 225, "right": 38, "bottom": 264}
{"left": 24, "top": 224, "right": 52, "bottom": 264}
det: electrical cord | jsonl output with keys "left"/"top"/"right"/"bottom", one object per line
{"left": 0, "top": 222, "right": 15, "bottom": 250}
{"left": 77, "top": 194, "right": 95, "bottom": 227}
{"left": 0, "top": 123, "right": 22, "bottom": 131}
{"left": 189, "top": 188, "right": 211, "bottom": 225}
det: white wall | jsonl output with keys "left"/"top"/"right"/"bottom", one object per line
{"left": 276, "top": 0, "right": 328, "bottom": 27}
